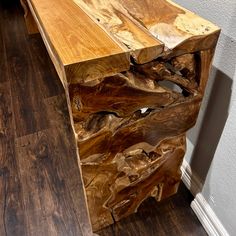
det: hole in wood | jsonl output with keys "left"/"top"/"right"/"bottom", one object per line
{"left": 158, "top": 80, "right": 183, "bottom": 93}
{"left": 135, "top": 108, "right": 154, "bottom": 118}
{"left": 85, "top": 111, "right": 119, "bottom": 132}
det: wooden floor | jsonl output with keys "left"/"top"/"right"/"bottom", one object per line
{"left": 0, "top": 1, "right": 207, "bottom": 235}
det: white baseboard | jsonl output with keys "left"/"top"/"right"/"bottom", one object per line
{"left": 181, "top": 160, "right": 229, "bottom": 236}
{"left": 181, "top": 159, "right": 202, "bottom": 196}
{"left": 191, "top": 194, "right": 229, "bottom": 236}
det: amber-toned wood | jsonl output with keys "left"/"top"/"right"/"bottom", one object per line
{"left": 71, "top": 53, "right": 205, "bottom": 231}
{"left": 74, "top": 0, "right": 220, "bottom": 59}
{"left": 21, "top": 0, "right": 220, "bottom": 233}
{"left": 73, "top": 0, "right": 164, "bottom": 64}
{"left": 1, "top": 2, "right": 208, "bottom": 235}
{"left": 20, "top": 0, "right": 38, "bottom": 34}
{"left": 27, "top": 0, "right": 130, "bottom": 85}
{"left": 0, "top": 1, "right": 94, "bottom": 235}
{"left": 98, "top": 183, "right": 207, "bottom": 236}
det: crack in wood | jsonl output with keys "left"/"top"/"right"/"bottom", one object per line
{"left": 18, "top": 0, "right": 220, "bottom": 232}
{"left": 68, "top": 51, "right": 215, "bottom": 231}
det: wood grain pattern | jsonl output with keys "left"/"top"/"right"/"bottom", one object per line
{"left": 0, "top": 82, "right": 27, "bottom": 236}
{"left": 70, "top": 53, "right": 207, "bottom": 231}
{"left": 28, "top": 0, "right": 130, "bottom": 84}
{"left": 27, "top": 35, "right": 64, "bottom": 98}
{"left": 98, "top": 182, "right": 207, "bottom": 236}
{"left": 74, "top": 0, "right": 220, "bottom": 59}
{"left": 2, "top": 7, "right": 49, "bottom": 137}
{"left": 0, "top": 15, "right": 7, "bottom": 84}
{"left": 118, "top": 0, "right": 220, "bottom": 52}
{"left": 0, "top": 2, "right": 94, "bottom": 234}
{"left": 73, "top": 0, "right": 164, "bottom": 64}
{"left": 22, "top": 0, "right": 219, "bottom": 83}
{"left": 20, "top": 0, "right": 220, "bottom": 232}
{"left": 1, "top": 1, "right": 216, "bottom": 234}
{"left": 20, "top": 0, "right": 38, "bottom": 34}
{"left": 14, "top": 126, "right": 86, "bottom": 235}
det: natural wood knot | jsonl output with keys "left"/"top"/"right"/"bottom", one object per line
{"left": 35, "top": 143, "right": 49, "bottom": 159}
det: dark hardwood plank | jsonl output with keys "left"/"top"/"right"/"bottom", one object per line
{"left": 0, "top": 1, "right": 207, "bottom": 236}
{"left": 44, "top": 95, "right": 93, "bottom": 236}
{"left": 11, "top": 95, "right": 92, "bottom": 236}
{"left": 0, "top": 8, "right": 7, "bottom": 84}
{"left": 15, "top": 127, "right": 83, "bottom": 236}
{"left": 1, "top": 3, "right": 49, "bottom": 137}
{"left": 0, "top": 82, "right": 27, "bottom": 236}
{"left": 27, "top": 34, "right": 64, "bottom": 98}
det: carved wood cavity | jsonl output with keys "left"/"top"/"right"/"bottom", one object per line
{"left": 68, "top": 52, "right": 210, "bottom": 231}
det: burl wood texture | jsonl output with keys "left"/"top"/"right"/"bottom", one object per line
{"left": 70, "top": 51, "right": 214, "bottom": 231}
{"left": 21, "top": 0, "right": 220, "bottom": 233}
{"left": 1, "top": 2, "right": 208, "bottom": 235}
{"left": 74, "top": 0, "right": 219, "bottom": 62}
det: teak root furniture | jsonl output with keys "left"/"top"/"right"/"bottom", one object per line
{"left": 20, "top": 0, "right": 220, "bottom": 233}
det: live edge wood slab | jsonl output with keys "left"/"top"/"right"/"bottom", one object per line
{"left": 20, "top": 0, "right": 220, "bottom": 233}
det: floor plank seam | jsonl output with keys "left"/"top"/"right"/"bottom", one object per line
{"left": 2, "top": 168, "right": 8, "bottom": 236}
{"left": 0, "top": 1, "right": 213, "bottom": 235}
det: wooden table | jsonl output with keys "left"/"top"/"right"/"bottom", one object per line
{"left": 20, "top": 0, "right": 220, "bottom": 233}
